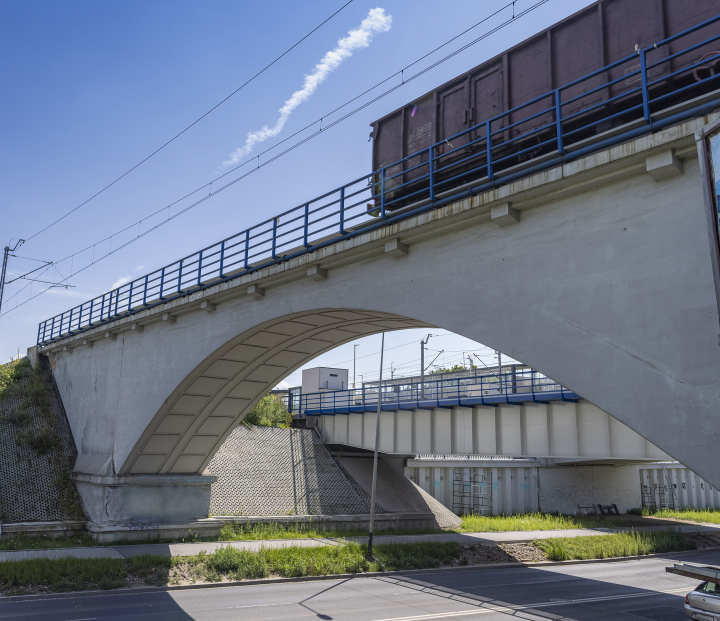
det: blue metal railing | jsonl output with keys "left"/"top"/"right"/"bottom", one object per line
{"left": 298, "top": 369, "right": 580, "bottom": 416}
{"left": 38, "top": 15, "right": 720, "bottom": 346}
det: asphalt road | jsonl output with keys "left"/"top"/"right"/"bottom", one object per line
{"left": 2, "top": 549, "right": 718, "bottom": 621}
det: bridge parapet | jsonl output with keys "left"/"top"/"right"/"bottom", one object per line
{"left": 298, "top": 368, "right": 580, "bottom": 416}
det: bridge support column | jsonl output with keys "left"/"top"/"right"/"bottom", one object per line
{"left": 73, "top": 472, "right": 221, "bottom": 542}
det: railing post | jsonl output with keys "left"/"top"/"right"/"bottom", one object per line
{"left": 113, "top": 288, "right": 119, "bottom": 316}
{"left": 89, "top": 298, "right": 94, "bottom": 325}
{"left": 127, "top": 282, "right": 133, "bottom": 312}
{"left": 303, "top": 204, "right": 309, "bottom": 248}
{"left": 50, "top": 316, "right": 55, "bottom": 341}
{"left": 380, "top": 167, "right": 386, "bottom": 219}
{"left": 244, "top": 229, "right": 250, "bottom": 270}
{"left": 480, "top": 375, "right": 485, "bottom": 406}
{"left": 486, "top": 120, "right": 493, "bottom": 180}
{"left": 59, "top": 313, "right": 64, "bottom": 338}
{"left": 177, "top": 260, "right": 183, "bottom": 293}
{"left": 37, "top": 322, "right": 42, "bottom": 345}
{"left": 143, "top": 275, "right": 148, "bottom": 306}
{"left": 100, "top": 294, "right": 106, "bottom": 321}
{"left": 339, "top": 187, "right": 345, "bottom": 234}
{"left": 197, "top": 251, "right": 203, "bottom": 286}
{"left": 531, "top": 371, "right": 536, "bottom": 402}
{"left": 159, "top": 267, "right": 166, "bottom": 300}
{"left": 68, "top": 308, "right": 73, "bottom": 334}
{"left": 271, "top": 218, "right": 278, "bottom": 259}
{"left": 554, "top": 89, "right": 564, "bottom": 154}
{"left": 219, "top": 241, "right": 225, "bottom": 278}
{"left": 640, "top": 49, "right": 652, "bottom": 126}
{"left": 428, "top": 146, "right": 435, "bottom": 202}
{"left": 41, "top": 319, "right": 47, "bottom": 344}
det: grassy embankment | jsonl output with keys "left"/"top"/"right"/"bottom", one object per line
{"left": 0, "top": 512, "right": 649, "bottom": 551}
{"left": 534, "top": 529, "right": 695, "bottom": 561}
{"left": 0, "top": 542, "right": 459, "bottom": 594}
{"left": 0, "top": 529, "right": 699, "bottom": 595}
{"left": 457, "top": 512, "right": 636, "bottom": 532}
{"left": 631, "top": 508, "right": 720, "bottom": 524}
{"left": 0, "top": 358, "right": 83, "bottom": 520}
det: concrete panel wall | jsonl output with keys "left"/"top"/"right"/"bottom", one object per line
{"left": 640, "top": 466, "right": 720, "bottom": 510}
{"left": 404, "top": 463, "right": 535, "bottom": 516}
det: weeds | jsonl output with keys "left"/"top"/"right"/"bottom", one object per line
{"left": 533, "top": 529, "right": 695, "bottom": 561}
{"left": 20, "top": 428, "right": 56, "bottom": 455}
{"left": 0, "top": 532, "right": 94, "bottom": 552}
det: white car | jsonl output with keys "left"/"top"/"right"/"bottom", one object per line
{"left": 686, "top": 582, "right": 720, "bottom": 620}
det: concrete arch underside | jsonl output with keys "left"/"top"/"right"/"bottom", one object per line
{"left": 125, "top": 310, "right": 429, "bottom": 475}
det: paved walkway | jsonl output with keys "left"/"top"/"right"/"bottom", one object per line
{"left": 1, "top": 523, "right": 719, "bottom": 562}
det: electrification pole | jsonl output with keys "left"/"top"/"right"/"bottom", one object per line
{"left": 420, "top": 334, "right": 432, "bottom": 395}
{"left": 353, "top": 344, "right": 358, "bottom": 389}
{"left": 0, "top": 240, "right": 24, "bottom": 315}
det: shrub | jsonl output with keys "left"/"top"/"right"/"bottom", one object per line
{"left": 243, "top": 395, "right": 292, "bottom": 428}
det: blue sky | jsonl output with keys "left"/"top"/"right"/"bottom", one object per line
{"left": 0, "top": 0, "right": 595, "bottom": 380}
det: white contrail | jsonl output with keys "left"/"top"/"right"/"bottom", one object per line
{"left": 222, "top": 7, "right": 392, "bottom": 167}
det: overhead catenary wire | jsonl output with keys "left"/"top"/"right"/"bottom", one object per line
{"left": 1, "top": 0, "right": 549, "bottom": 317}
{"left": 22, "top": 0, "right": 356, "bottom": 244}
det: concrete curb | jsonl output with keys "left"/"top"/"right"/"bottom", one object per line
{"left": 2, "top": 545, "right": 718, "bottom": 603}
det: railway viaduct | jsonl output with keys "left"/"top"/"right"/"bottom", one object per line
{"left": 36, "top": 112, "right": 720, "bottom": 530}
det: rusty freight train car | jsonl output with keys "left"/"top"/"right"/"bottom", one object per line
{"left": 370, "top": 0, "right": 720, "bottom": 210}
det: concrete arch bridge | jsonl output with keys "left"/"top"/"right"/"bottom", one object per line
{"left": 37, "top": 112, "right": 720, "bottom": 531}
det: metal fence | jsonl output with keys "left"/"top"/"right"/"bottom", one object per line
{"left": 298, "top": 368, "right": 579, "bottom": 416}
{"left": 38, "top": 15, "right": 720, "bottom": 346}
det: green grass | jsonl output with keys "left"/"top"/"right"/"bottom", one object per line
{"left": 458, "top": 512, "right": 635, "bottom": 532}
{"left": 632, "top": 508, "right": 720, "bottom": 524}
{"left": 0, "top": 542, "right": 461, "bottom": 594}
{"left": 176, "top": 541, "right": 460, "bottom": 583}
{"left": 0, "top": 557, "right": 128, "bottom": 593}
{"left": 533, "top": 529, "right": 695, "bottom": 561}
{"left": 217, "top": 521, "right": 441, "bottom": 541}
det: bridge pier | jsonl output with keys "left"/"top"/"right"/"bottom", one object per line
{"left": 72, "top": 472, "right": 220, "bottom": 541}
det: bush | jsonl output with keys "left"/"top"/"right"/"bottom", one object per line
{"left": 243, "top": 395, "right": 292, "bottom": 428}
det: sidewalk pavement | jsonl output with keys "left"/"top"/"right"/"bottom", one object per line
{"left": 1, "top": 523, "right": 719, "bottom": 562}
